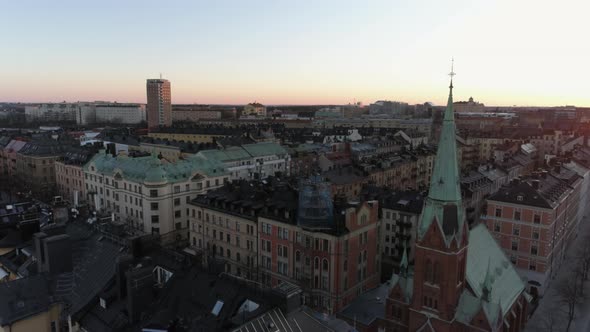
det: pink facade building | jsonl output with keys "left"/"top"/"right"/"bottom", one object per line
{"left": 484, "top": 168, "right": 582, "bottom": 298}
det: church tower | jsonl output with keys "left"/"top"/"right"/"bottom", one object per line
{"left": 409, "top": 64, "right": 469, "bottom": 331}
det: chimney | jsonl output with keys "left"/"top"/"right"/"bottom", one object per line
{"left": 34, "top": 232, "right": 48, "bottom": 272}
{"left": 531, "top": 180, "right": 540, "bottom": 190}
{"left": 115, "top": 255, "right": 134, "bottom": 300}
{"left": 126, "top": 262, "right": 156, "bottom": 323}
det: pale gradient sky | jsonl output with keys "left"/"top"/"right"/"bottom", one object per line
{"left": 1, "top": 0, "right": 589, "bottom": 106}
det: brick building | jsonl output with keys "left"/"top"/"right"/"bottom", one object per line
{"left": 188, "top": 176, "right": 380, "bottom": 312}
{"left": 484, "top": 168, "right": 582, "bottom": 297}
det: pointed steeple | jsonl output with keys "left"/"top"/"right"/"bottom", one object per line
{"left": 400, "top": 246, "right": 409, "bottom": 277}
{"left": 482, "top": 258, "right": 493, "bottom": 302}
{"left": 417, "top": 61, "right": 465, "bottom": 243}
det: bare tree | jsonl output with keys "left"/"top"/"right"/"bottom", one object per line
{"left": 575, "top": 235, "right": 590, "bottom": 281}
{"left": 557, "top": 273, "right": 585, "bottom": 332}
{"left": 533, "top": 303, "right": 565, "bottom": 332}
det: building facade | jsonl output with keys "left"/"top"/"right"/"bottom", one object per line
{"left": 189, "top": 177, "right": 380, "bottom": 313}
{"left": 95, "top": 103, "right": 146, "bottom": 124}
{"left": 484, "top": 170, "right": 582, "bottom": 297}
{"left": 84, "top": 152, "right": 228, "bottom": 238}
{"left": 146, "top": 78, "right": 172, "bottom": 128}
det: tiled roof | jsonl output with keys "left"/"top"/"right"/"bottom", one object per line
{"left": 0, "top": 274, "right": 51, "bottom": 326}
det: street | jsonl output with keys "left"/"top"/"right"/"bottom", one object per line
{"left": 526, "top": 206, "right": 590, "bottom": 332}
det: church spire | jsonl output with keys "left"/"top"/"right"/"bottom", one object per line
{"left": 400, "top": 245, "right": 409, "bottom": 277}
{"left": 417, "top": 60, "right": 465, "bottom": 242}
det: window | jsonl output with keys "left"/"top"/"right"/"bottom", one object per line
{"left": 533, "top": 228, "right": 540, "bottom": 240}
{"left": 226, "top": 234, "right": 230, "bottom": 243}
{"left": 531, "top": 244, "right": 538, "bottom": 256}
{"left": 322, "top": 258, "right": 329, "bottom": 271}
{"left": 151, "top": 215, "right": 159, "bottom": 223}
{"left": 511, "top": 240, "right": 518, "bottom": 251}
{"left": 495, "top": 208, "right": 502, "bottom": 217}
{"left": 529, "top": 262, "right": 536, "bottom": 271}
{"left": 514, "top": 210, "right": 521, "bottom": 221}
{"left": 314, "top": 257, "right": 319, "bottom": 269}
{"left": 425, "top": 260, "right": 433, "bottom": 283}
{"left": 295, "top": 251, "right": 301, "bottom": 262}
{"left": 517, "top": 195, "right": 523, "bottom": 201}
{"left": 513, "top": 226, "right": 520, "bottom": 236}
{"left": 174, "top": 198, "right": 181, "bottom": 206}
{"left": 151, "top": 202, "right": 158, "bottom": 211}
{"left": 323, "top": 239, "right": 329, "bottom": 252}
{"left": 494, "top": 221, "right": 501, "bottom": 232}
{"left": 510, "top": 255, "right": 517, "bottom": 264}
{"left": 175, "top": 210, "right": 181, "bottom": 218}
{"left": 534, "top": 214, "right": 541, "bottom": 224}
{"left": 174, "top": 185, "right": 180, "bottom": 193}
{"left": 150, "top": 189, "right": 158, "bottom": 197}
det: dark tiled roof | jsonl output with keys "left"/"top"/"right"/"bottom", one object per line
{"left": 51, "top": 222, "right": 126, "bottom": 320}
{"left": 0, "top": 274, "right": 51, "bottom": 326}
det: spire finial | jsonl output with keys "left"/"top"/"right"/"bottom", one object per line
{"left": 448, "top": 58, "right": 455, "bottom": 88}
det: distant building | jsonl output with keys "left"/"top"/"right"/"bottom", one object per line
{"left": 95, "top": 103, "right": 146, "bottom": 124}
{"left": 454, "top": 96, "right": 486, "bottom": 113}
{"left": 146, "top": 78, "right": 172, "bottom": 128}
{"left": 171, "top": 104, "right": 228, "bottom": 122}
{"left": 243, "top": 102, "right": 266, "bottom": 117}
{"left": 25, "top": 103, "right": 79, "bottom": 123}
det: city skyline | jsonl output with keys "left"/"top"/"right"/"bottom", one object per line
{"left": 1, "top": 0, "right": 589, "bottom": 107}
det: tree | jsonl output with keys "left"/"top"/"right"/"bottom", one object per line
{"left": 557, "top": 273, "right": 585, "bottom": 332}
{"left": 534, "top": 303, "right": 565, "bottom": 332}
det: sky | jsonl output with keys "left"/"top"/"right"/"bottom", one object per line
{"left": 1, "top": 0, "right": 589, "bottom": 107}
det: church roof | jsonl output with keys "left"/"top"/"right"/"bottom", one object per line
{"left": 418, "top": 80, "right": 465, "bottom": 245}
{"left": 458, "top": 224, "right": 526, "bottom": 324}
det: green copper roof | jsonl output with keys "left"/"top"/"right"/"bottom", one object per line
{"left": 462, "top": 224, "right": 526, "bottom": 321}
{"left": 417, "top": 80, "right": 465, "bottom": 243}
{"left": 84, "top": 152, "right": 228, "bottom": 184}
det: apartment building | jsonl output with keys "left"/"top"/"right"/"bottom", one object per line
{"left": 16, "top": 138, "right": 74, "bottom": 198}
{"left": 197, "top": 142, "right": 290, "bottom": 181}
{"left": 55, "top": 149, "right": 96, "bottom": 206}
{"left": 376, "top": 190, "right": 424, "bottom": 281}
{"left": 0, "top": 139, "right": 27, "bottom": 179}
{"left": 95, "top": 103, "right": 146, "bottom": 124}
{"left": 483, "top": 170, "right": 582, "bottom": 298}
{"left": 188, "top": 177, "right": 380, "bottom": 313}
{"left": 84, "top": 152, "right": 228, "bottom": 238}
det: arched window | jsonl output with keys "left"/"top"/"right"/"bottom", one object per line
{"left": 295, "top": 251, "right": 301, "bottom": 262}
{"left": 322, "top": 258, "right": 329, "bottom": 271}
{"left": 425, "top": 260, "right": 433, "bottom": 283}
{"left": 314, "top": 257, "right": 320, "bottom": 269}
{"left": 433, "top": 261, "right": 440, "bottom": 284}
